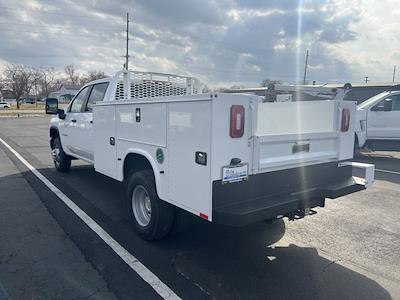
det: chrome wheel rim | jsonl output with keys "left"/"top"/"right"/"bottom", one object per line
{"left": 132, "top": 185, "right": 152, "bottom": 227}
{"left": 52, "top": 141, "right": 61, "bottom": 167}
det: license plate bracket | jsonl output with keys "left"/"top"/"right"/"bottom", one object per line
{"left": 222, "top": 163, "right": 248, "bottom": 184}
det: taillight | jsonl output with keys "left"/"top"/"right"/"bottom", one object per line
{"left": 341, "top": 108, "right": 350, "bottom": 132}
{"left": 230, "top": 105, "right": 245, "bottom": 138}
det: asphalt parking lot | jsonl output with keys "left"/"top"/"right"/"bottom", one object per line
{"left": 0, "top": 116, "right": 399, "bottom": 300}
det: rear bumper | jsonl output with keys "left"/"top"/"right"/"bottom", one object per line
{"left": 212, "top": 162, "right": 374, "bottom": 226}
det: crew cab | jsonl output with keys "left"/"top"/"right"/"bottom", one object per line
{"left": 46, "top": 70, "right": 374, "bottom": 240}
{"left": 355, "top": 91, "right": 400, "bottom": 152}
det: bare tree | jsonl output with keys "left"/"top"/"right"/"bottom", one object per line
{"left": 0, "top": 74, "right": 4, "bottom": 90}
{"left": 38, "top": 67, "right": 57, "bottom": 98}
{"left": 230, "top": 84, "right": 245, "bottom": 89}
{"left": 24, "top": 67, "right": 41, "bottom": 104}
{"left": 0, "top": 75, "right": 5, "bottom": 101}
{"left": 64, "top": 64, "right": 79, "bottom": 84}
{"left": 202, "top": 85, "right": 211, "bottom": 93}
{"left": 79, "top": 70, "right": 106, "bottom": 85}
{"left": 260, "top": 78, "right": 282, "bottom": 87}
{"left": 3, "top": 64, "right": 31, "bottom": 109}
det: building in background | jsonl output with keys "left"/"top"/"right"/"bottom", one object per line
{"left": 49, "top": 84, "right": 82, "bottom": 103}
{"left": 0, "top": 89, "right": 16, "bottom": 103}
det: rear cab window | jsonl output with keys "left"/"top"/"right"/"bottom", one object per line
{"left": 85, "top": 82, "right": 109, "bottom": 112}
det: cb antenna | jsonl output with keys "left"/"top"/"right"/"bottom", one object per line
{"left": 124, "top": 12, "right": 130, "bottom": 70}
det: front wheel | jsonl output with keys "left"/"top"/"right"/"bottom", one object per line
{"left": 126, "top": 170, "right": 174, "bottom": 240}
{"left": 51, "top": 137, "right": 71, "bottom": 172}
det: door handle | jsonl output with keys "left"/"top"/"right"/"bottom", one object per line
{"left": 71, "top": 119, "right": 77, "bottom": 123}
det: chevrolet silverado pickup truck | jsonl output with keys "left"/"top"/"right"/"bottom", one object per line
{"left": 45, "top": 70, "right": 374, "bottom": 240}
{"left": 355, "top": 91, "right": 400, "bottom": 153}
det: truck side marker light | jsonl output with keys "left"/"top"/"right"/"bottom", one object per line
{"left": 199, "top": 213, "right": 208, "bottom": 220}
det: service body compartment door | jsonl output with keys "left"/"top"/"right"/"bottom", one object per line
{"left": 167, "top": 100, "right": 212, "bottom": 220}
{"left": 93, "top": 104, "right": 117, "bottom": 178}
{"left": 253, "top": 101, "right": 354, "bottom": 173}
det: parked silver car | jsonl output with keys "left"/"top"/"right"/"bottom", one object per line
{"left": 0, "top": 102, "right": 11, "bottom": 108}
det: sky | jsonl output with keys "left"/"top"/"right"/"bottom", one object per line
{"left": 0, "top": 0, "right": 399, "bottom": 87}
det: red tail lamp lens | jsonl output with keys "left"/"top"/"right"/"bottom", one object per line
{"left": 341, "top": 108, "right": 350, "bottom": 132}
{"left": 230, "top": 105, "right": 245, "bottom": 138}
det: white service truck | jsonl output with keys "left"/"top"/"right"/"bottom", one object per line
{"left": 355, "top": 91, "right": 400, "bottom": 152}
{"left": 46, "top": 70, "right": 374, "bottom": 240}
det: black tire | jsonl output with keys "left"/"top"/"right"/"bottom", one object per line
{"left": 354, "top": 137, "right": 362, "bottom": 158}
{"left": 51, "top": 137, "right": 71, "bottom": 172}
{"left": 126, "top": 170, "right": 174, "bottom": 240}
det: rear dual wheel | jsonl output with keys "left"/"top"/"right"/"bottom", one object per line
{"left": 126, "top": 170, "right": 174, "bottom": 240}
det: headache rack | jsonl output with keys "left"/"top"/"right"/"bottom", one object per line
{"left": 111, "top": 70, "right": 200, "bottom": 101}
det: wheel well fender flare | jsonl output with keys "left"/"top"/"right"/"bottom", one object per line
{"left": 50, "top": 126, "right": 59, "bottom": 139}
{"left": 121, "top": 149, "right": 161, "bottom": 194}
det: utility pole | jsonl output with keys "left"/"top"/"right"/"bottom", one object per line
{"left": 303, "top": 49, "right": 309, "bottom": 85}
{"left": 364, "top": 76, "right": 369, "bottom": 83}
{"left": 393, "top": 65, "right": 396, "bottom": 83}
{"left": 124, "top": 12, "right": 129, "bottom": 70}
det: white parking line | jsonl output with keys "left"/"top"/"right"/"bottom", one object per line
{"left": 0, "top": 137, "right": 181, "bottom": 300}
{"left": 376, "top": 168, "right": 400, "bottom": 176}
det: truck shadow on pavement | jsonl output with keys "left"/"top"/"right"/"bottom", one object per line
{"left": 18, "top": 164, "right": 392, "bottom": 300}
{"left": 162, "top": 220, "right": 392, "bottom": 300}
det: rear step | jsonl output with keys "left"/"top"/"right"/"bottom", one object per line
{"left": 213, "top": 194, "right": 323, "bottom": 227}
{"left": 213, "top": 179, "right": 365, "bottom": 227}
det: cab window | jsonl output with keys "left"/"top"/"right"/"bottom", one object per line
{"left": 372, "top": 94, "right": 400, "bottom": 112}
{"left": 85, "top": 82, "right": 109, "bottom": 112}
{"left": 373, "top": 100, "right": 386, "bottom": 111}
{"left": 391, "top": 95, "right": 400, "bottom": 111}
{"left": 69, "top": 86, "right": 90, "bottom": 113}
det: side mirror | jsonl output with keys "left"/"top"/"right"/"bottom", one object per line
{"left": 58, "top": 109, "right": 66, "bottom": 120}
{"left": 45, "top": 98, "right": 59, "bottom": 114}
{"left": 384, "top": 99, "right": 392, "bottom": 111}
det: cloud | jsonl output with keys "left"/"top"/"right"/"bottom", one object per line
{"left": 0, "top": 0, "right": 396, "bottom": 87}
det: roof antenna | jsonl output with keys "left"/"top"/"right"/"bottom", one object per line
{"left": 124, "top": 12, "right": 130, "bottom": 70}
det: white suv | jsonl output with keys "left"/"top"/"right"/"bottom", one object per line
{"left": 0, "top": 102, "right": 11, "bottom": 108}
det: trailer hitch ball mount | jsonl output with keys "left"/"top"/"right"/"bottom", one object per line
{"left": 277, "top": 208, "right": 317, "bottom": 221}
